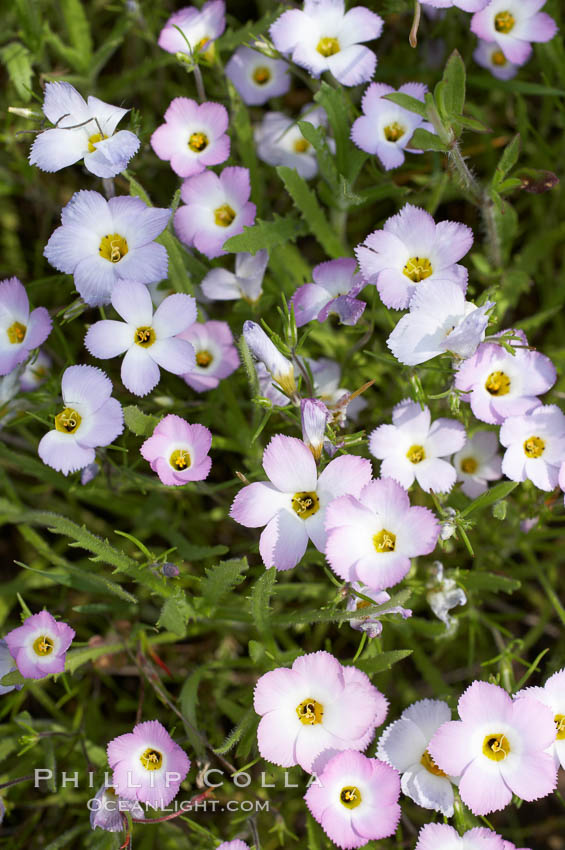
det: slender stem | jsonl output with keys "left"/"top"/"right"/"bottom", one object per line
{"left": 538, "top": 572, "right": 565, "bottom": 627}
{"left": 0, "top": 774, "right": 35, "bottom": 790}
{"left": 481, "top": 194, "right": 502, "bottom": 268}
{"left": 193, "top": 64, "right": 206, "bottom": 103}
{"left": 249, "top": 815, "right": 261, "bottom": 850}
{"left": 132, "top": 790, "right": 212, "bottom": 823}
{"left": 447, "top": 142, "right": 482, "bottom": 205}
{"left": 409, "top": 1, "right": 421, "bottom": 48}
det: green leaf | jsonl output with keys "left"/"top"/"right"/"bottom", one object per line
{"left": 0, "top": 670, "right": 25, "bottom": 687}
{"left": 0, "top": 42, "right": 33, "bottom": 101}
{"left": 201, "top": 557, "right": 248, "bottom": 608}
{"left": 157, "top": 230, "right": 194, "bottom": 293}
{"left": 272, "top": 590, "right": 412, "bottom": 627}
{"left": 224, "top": 215, "right": 308, "bottom": 254}
{"left": 459, "top": 571, "right": 521, "bottom": 594}
{"left": 214, "top": 707, "right": 256, "bottom": 755}
{"left": 297, "top": 119, "right": 341, "bottom": 193}
{"left": 250, "top": 567, "right": 276, "bottom": 635}
{"left": 410, "top": 128, "right": 448, "bottom": 153}
{"left": 455, "top": 115, "right": 491, "bottom": 134}
{"left": 61, "top": 0, "right": 93, "bottom": 63}
{"left": 16, "top": 559, "right": 137, "bottom": 604}
{"left": 383, "top": 92, "right": 427, "bottom": 117}
{"left": 314, "top": 81, "right": 366, "bottom": 181}
{"left": 123, "top": 405, "right": 159, "bottom": 437}
{"left": 459, "top": 480, "right": 520, "bottom": 518}
{"left": 65, "top": 641, "right": 124, "bottom": 674}
{"left": 179, "top": 668, "right": 207, "bottom": 758}
{"left": 157, "top": 594, "right": 194, "bottom": 636}
{"left": 442, "top": 49, "right": 466, "bottom": 118}
{"left": 351, "top": 650, "right": 413, "bottom": 675}
{"left": 493, "top": 134, "right": 521, "bottom": 186}
{"left": 276, "top": 166, "right": 347, "bottom": 258}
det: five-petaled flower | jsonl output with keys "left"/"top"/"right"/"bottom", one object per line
{"left": 151, "top": 97, "right": 230, "bottom": 178}
{"left": 4, "top": 610, "right": 75, "bottom": 680}
{"left": 0, "top": 277, "right": 51, "bottom": 377}
{"left": 140, "top": 414, "right": 212, "bottom": 486}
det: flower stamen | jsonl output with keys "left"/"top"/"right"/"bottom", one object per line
{"left": 340, "top": 785, "right": 362, "bottom": 809}
{"left": 420, "top": 749, "right": 447, "bottom": 777}
{"left": 403, "top": 257, "right": 433, "bottom": 283}
{"left": 373, "top": 528, "right": 396, "bottom": 553}
{"left": 214, "top": 204, "right": 236, "bottom": 227}
{"left": 188, "top": 131, "right": 209, "bottom": 152}
{"left": 317, "top": 36, "right": 340, "bottom": 57}
{"left": 292, "top": 491, "right": 319, "bottom": 519}
{"left": 485, "top": 370, "right": 511, "bottom": 396}
{"left": 482, "top": 732, "right": 510, "bottom": 761}
{"left": 492, "top": 50, "right": 507, "bottom": 66}
{"left": 461, "top": 457, "right": 478, "bottom": 474}
{"left": 7, "top": 321, "right": 27, "bottom": 344}
{"left": 87, "top": 132, "right": 108, "bottom": 153}
{"left": 296, "top": 698, "right": 324, "bottom": 725}
{"left": 55, "top": 407, "right": 82, "bottom": 434}
{"left": 555, "top": 714, "right": 565, "bottom": 741}
{"left": 140, "top": 748, "right": 163, "bottom": 770}
{"left": 407, "top": 444, "right": 425, "bottom": 464}
{"left": 134, "top": 326, "right": 156, "bottom": 348}
{"left": 170, "top": 449, "right": 191, "bottom": 470}
{"left": 384, "top": 122, "right": 405, "bottom": 142}
{"left": 33, "top": 635, "right": 54, "bottom": 656}
{"left": 99, "top": 233, "right": 128, "bottom": 263}
{"left": 494, "top": 11, "right": 515, "bottom": 33}
{"left": 196, "top": 350, "right": 213, "bottom": 368}
{"left": 253, "top": 66, "right": 271, "bottom": 85}
{"left": 293, "top": 138, "right": 310, "bottom": 154}
{"left": 523, "top": 436, "right": 545, "bottom": 458}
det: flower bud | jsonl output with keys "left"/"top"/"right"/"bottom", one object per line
{"left": 243, "top": 321, "right": 296, "bottom": 396}
{"left": 300, "top": 398, "right": 330, "bottom": 461}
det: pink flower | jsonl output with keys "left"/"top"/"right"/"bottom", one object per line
{"left": 369, "top": 399, "right": 466, "bottom": 493}
{"left": 453, "top": 431, "right": 502, "bottom": 499}
{"left": 151, "top": 98, "right": 230, "bottom": 178}
{"left": 454, "top": 330, "right": 556, "bottom": 425}
{"left": 428, "top": 681, "right": 557, "bottom": 815}
{"left": 415, "top": 824, "right": 505, "bottom": 850}
{"left": 90, "top": 785, "right": 145, "bottom": 832}
{"left": 355, "top": 204, "right": 472, "bottom": 310}
{"left": 217, "top": 843, "right": 250, "bottom": 850}
{"left": 107, "top": 719, "right": 190, "bottom": 807}
{"left": 0, "top": 277, "right": 51, "bottom": 376}
{"left": 499, "top": 404, "right": 565, "bottom": 491}
{"left": 140, "top": 414, "right": 212, "bottom": 486}
{"left": 291, "top": 258, "right": 366, "bottom": 327}
{"left": 178, "top": 320, "right": 239, "bottom": 392}
{"left": 473, "top": 39, "right": 519, "bottom": 80}
{"left": 174, "top": 167, "right": 256, "bottom": 259}
{"left": 421, "top": 0, "right": 489, "bottom": 9}
{"left": 230, "top": 435, "right": 372, "bottom": 571}
{"left": 471, "top": 0, "right": 557, "bottom": 66}
{"left": 4, "top": 610, "right": 75, "bottom": 680}
{"left": 254, "top": 651, "right": 387, "bottom": 771}
{"left": 158, "top": 0, "right": 225, "bottom": 56}
{"left": 305, "top": 750, "right": 401, "bottom": 849}
{"left": 225, "top": 47, "right": 290, "bottom": 106}
{"left": 325, "top": 477, "right": 440, "bottom": 591}
{"left": 516, "top": 667, "right": 565, "bottom": 770}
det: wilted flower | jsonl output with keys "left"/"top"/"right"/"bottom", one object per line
{"left": 310, "top": 358, "right": 367, "bottom": 424}
{"left": 428, "top": 681, "right": 557, "bottom": 815}
{"left": 90, "top": 785, "right": 145, "bottom": 832}
{"left": 107, "top": 719, "right": 190, "bottom": 808}
{"left": 473, "top": 39, "right": 519, "bottom": 79}
{"left": 140, "top": 414, "right": 212, "bottom": 486}
{"left": 230, "top": 434, "right": 372, "bottom": 571}
{"left": 81, "top": 463, "right": 100, "bottom": 486}
{"left": 387, "top": 280, "right": 493, "bottom": 366}
{"left": 38, "top": 366, "right": 123, "bottom": 476}
{"left": 158, "top": 0, "right": 225, "bottom": 57}
{"left": 351, "top": 83, "right": 434, "bottom": 171}
{"left": 179, "top": 320, "right": 239, "bottom": 392}
{"left": 225, "top": 46, "right": 290, "bottom": 106}
{"left": 326, "top": 477, "right": 440, "bottom": 591}
{"left": 255, "top": 107, "right": 330, "bottom": 180}
{"left": 355, "top": 204, "right": 473, "bottom": 310}
{"left": 471, "top": 0, "right": 557, "bottom": 65}
{"left": 346, "top": 583, "right": 412, "bottom": 639}
{"left": 453, "top": 431, "right": 502, "bottom": 498}
{"left": 270, "top": 0, "right": 383, "bottom": 87}
{"left": 44, "top": 191, "right": 170, "bottom": 306}
{"left": 378, "top": 699, "right": 455, "bottom": 817}
{"left": 300, "top": 398, "right": 330, "bottom": 461}
{"left": 29, "top": 81, "right": 139, "bottom": 177}
{"left": 85, "top": 281, "right": 196, "bottom": 397}
{"left": 369, "top": 400, "right": 466, "bottom": 493}
{"left": 305, "top": 750, "right": 401, "bottom": 848}
{"left": 243, "top": 321, "right": 295, "bottom": 398}
{"left": 499, "top": 404, "right": 565, "bottom": 491}
{"left": 426, "top": 561, "right": 467, "bottom": 628}
{"left": 151, "top": 98, "right": 230, "bottom": 178}
{"left": 516, "top": 667, "right": 565, "bottom": 770}
{"left": 4, "top": 610, "right": 75, "bottom": 680}
{"left": 201, "top": 251, "right": 268, "bottom": 303}
{"left": 174, "top": 167, "right": 256, "bottom": 259}
{"left": 254, "top": 651, "right": 387, "bottom": 771}
{"left": 415, "top": 824, "right": 505, "bottom": 850}
{"left": 0, "top": 278, "right": 51, "bottom": 377}
{"left": 19, "top": 349, "right": 51, "bottom": 392}
{"left": 291, "top": 258, "right": 366, "bottom": 327}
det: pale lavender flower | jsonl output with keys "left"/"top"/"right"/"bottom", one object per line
{"left": 499, "top": 404, "right": 565, "bottom": 491}
{"left": 255, "top": 107, "right": 330, "bottom": 180}
{"left": 4, "top": 610, "right": 75, "bottom": 680}
{"left": 347, "top": 583, "right": 412, "bottom": 639}
{"left": 158, "top": 0, "right": 225, "bottom": 56}
{"left": 471, "top": 0, "right": 557, "bottom": 66}
{"left": 29, "top": 82, "right": 139, "bottom": 177}
{"left": 369, "top": 399, "right": 466, "bottom": 493}
{"left": 90, "top": 785, "right": 145, "bottom": 832}
{"left": 178, "top": 320, "right": 239, "bottom": 392}
{"left": 81, "top": 463, "right": 100, "bottom": 486}
{"left": 351, "top": 83, "right": 435, "bottom": 171}
{"left": 421, "top": 0, "right": 489, "bottom": 10}
{"left": 301, "top": 398, "right": 330, "bottom": 461}
{"left": 201, "top": 251, "right": 268, "bottom": 303}
{"left": 0, "top": 638, "right": 23, "bottom": 695}
{"left": 310, "top": 358, "right": 367, "bottom": 424}
{"left": 270, "top": 0, "right": 383, "bottom": 87}
{"left": 20, "top": 349, "right": 51, "bottom": 392}
{"left": 355, "top": 204, "right": 473, "bottom": 310}
{"left": 174, "top": 167, "right": 256, "bottom": 259}
{"left": 415, "top": 824, "right": 505, "bottom": 850}
{"left": 44, "top": 191, "right": 170, "bottom": 306}
{"left": 140, "top": 414, "right": 212, "bottom": 486}
{"left": 225, "top": 46, "right": 290, "bottom": 105}
{"left": 453, "top": 431, "right": 502, "bottom": 498}
{"left": 291, "top": 258, "right": 366, "bottom": 327}
{"left": 255, "top": 361, "right": 290, "bottom": 407}
{"left": 217, "top": 843, "right": 250, "bottom": 850}
{"left": 387, "top": 280, "right": 493, "bottom": 366}
{"left": 38, "top": 365, "right": 123, "bottom": 475}
{"left": 516, "top": 667, "right": 565, "bottom": 771}
{"left": 0, "top": 277, "right": 51, "bottom": 376}
{"left": 151, "top": 98, "right": 230, "bottom": 178}
{"left": 85, "top": 280, "right": 196, "bottom": 397}
{"left": 243, "top": 321, "right": 295, "bottom": 398}
{"left": 473, "top": 39, "right": 519, "bottom": 79}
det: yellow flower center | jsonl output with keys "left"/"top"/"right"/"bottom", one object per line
{"left": 373, "top": 528, "right": 396, "bottom": 553}
{"left": 7, "top": 321, "right": 27, "bottom": 344}
{"left": 492, "top": 50, "right": 507, "bottom": 66}
{"left": 555, "top": 714, "right": 565, "bottom": 741}
{"left": 99, "top": 233, "right": 128, "bottom": 263}
{"left": 340, "top": 786, "right": 362, "bottom": 809}
{"left": 461, "top": 457, "right": 478, "bottom": 474}
{"left": 33, "top": 635, "right": 54, "bottom": 656}
{"left": 384, "top": 122, "right": 405, "bottom": 142}
{"left": 356, "top": 599, "right": 373, "bottom": 611}
{"left": 317, "top": 36, "right": 340, "bottom": 57}
{"left": 55, "top": 407, "right": 82, "bottom": 434}
{"left": 214, "top": 204, "right": 236, "bottom": 228}
{"left": 296, "top": 698, "right": 324, "bottom": 725}
{"left": 140, "top": 748, "right": 163, "bottom": 770}
{"left": 293, "top": 138, "right": 310, "bottom": 154}
{"left": 253, "top": 66, "right": 272, "bottom": 85}
{"left": 407, "top": 444, "right": 425, "bottom": 464}
{"left": 170, "top": 449, "right": 191, "bottom": 470}
{"left": 87, "top": 132, "right": 108, "bottom": 153}
{"left": 196, "top": 350, "right": 213, "bottom": 368}
{"left": 188, "top": 131, "right": 209, "bottom": 152}
{"left": 482, "top": 733, "right": 510, "bottom": 761}
{"left": 485, "top": 370, "right": 511, "bottom": 396}
{"left": 494, "top": 11, "right": 515, "bottom": 34}
{"left": 420, "top": 749, "right": 447, "bottom": 777}
{"left": 134, "top": 326, "right": 156, "bottom": 348}
{"left": 523, "top": 436, "right": 545, "bottom": 459}
{"left": 403, "top": 257, "right": 433, "bottom": 283}
{"left": 292, "top": 491, "right": 319, "bottom": 519}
